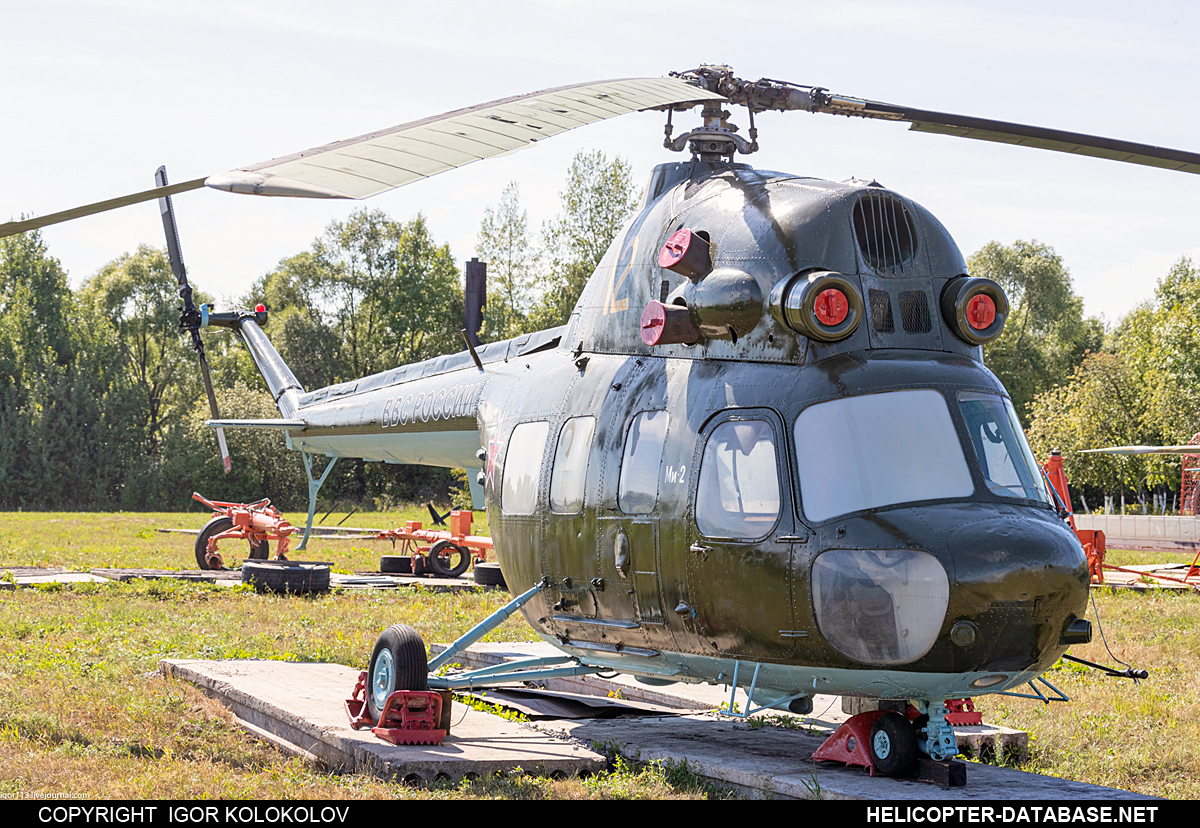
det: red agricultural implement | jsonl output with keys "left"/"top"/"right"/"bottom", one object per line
{"left": 192, "top": 492, "right": 296, "bottom": 570}
{"left": 375, "top": 510, "right": 494, "bottom": 578}
{"left": 1042, "top": 453, "right": 1200, "bottom": 588}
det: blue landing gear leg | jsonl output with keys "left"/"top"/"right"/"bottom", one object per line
{"left": 915, "top": 700, "right": 960, "bottom": 762}
{"left": 297, "top": 452, "right": 337, "bottom": 552}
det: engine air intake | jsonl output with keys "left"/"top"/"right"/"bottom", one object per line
{"left": 773, "top": 271, "right": 864, "bottom": 343}
{"left": 852, "top": 191, "right": 918, "bottom": 274}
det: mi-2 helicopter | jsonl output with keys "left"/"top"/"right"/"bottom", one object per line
{"left": 5, "top": 65, "right": 1191, "bottom": 777}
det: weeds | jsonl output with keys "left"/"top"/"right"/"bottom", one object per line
{"left": 453, "top": 692, "right": 530, "bottom": 723}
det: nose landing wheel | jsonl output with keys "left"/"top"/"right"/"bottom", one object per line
{"left": 869, "top": 712, "right": 918, "bottom": 776}
{"left": 812, "top": 703, "right": 963, "bottom": 784}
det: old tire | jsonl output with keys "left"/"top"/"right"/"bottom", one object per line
{"left": 380, "top": 555, "right": 412, "bottom": 574}
{"left": 366, "top": 624, "right": 428, "bottom": 721}
{"left": 428, "top": 540, "right": 471, "bottom": 578}
{"left": 195, "top": 516, "right": 234, "bottom": 570}
{"left": 248, "top": 538, "right": 269, "bottom": 560}
{"left": 870, "top": 712, "right": 918, "bottom": 777}
{"left": 240, "top": 561, "right": 330, "bottom": 594}
{"left": 473, "top": 561, "right": 506, "bottom": 588}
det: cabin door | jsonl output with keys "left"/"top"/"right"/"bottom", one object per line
{"left": 685, "top": 408, "right": 807, "bottom": 660}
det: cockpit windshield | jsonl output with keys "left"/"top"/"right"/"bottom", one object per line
{"left": 794, "top": 388, "right": 1051, "bottom": 523}
{"left": 957, "top": 392, "right": 1051, "bottom": 503}
{"left": 794, "top": 389, "right": 974, "bottom": 523}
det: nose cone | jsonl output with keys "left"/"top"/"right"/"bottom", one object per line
{"left": 945, "top": 509, "right": 1089, "bottom": 674}
{"left": 814, "top": 503, "right": 1089, "bottom": 677}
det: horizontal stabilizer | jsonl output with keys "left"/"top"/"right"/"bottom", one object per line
{"left": 1080, "top": 445, "right": 1200, "bottom": 455}
{"left": 206, "top": 419, "right": 306, "bottom": 430}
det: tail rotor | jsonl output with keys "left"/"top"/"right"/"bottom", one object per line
{"left": 155, "top": 165, "right": 231, "bottom": 473}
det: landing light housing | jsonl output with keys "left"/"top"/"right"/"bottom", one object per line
{"left": 771, "top": 271, "right": 863, "bottom": 342}
{"left": 941, "top": 276, "right": 1008, "bottom": 345}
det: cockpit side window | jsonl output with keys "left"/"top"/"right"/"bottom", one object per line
{"left": 550, "top": 416, "right": 595, "bottom": 514}
{"left": 501, "top": 421, "right": 549, "bottom": 515}
{"left": 696, "top": 419, "right": 781, "bottom": 539}
{"left": 618, "top": 410, "right": 669, "bottom": 514}
{"left": 957, "top": 392, "right": 1051, "bottom": 503}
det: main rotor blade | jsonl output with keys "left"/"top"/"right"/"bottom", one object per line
{"left": 205, "top": 77, "right": 721, "bottom": 200}
{"left": 812, "top": 93, "right": 1200, "bottom": 175}
{"left": 0, "top": 178, "right": 206, "bottom": 240}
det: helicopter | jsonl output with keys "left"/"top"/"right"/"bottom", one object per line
{"left": 3, "top": 65, "right": 1190, "bottom": 777}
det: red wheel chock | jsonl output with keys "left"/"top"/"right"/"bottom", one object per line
{"left": 372, "top": 691, "right": 444, "bottom": 745}
{"left": 812, "top": 709, "right": 891, "bottom": 776}
{"left": 345, "top": 670, "right": 374, "bottom": 730}
{"left": 945, "top": 698, "right": 982, "bottom": 726}
{"left": 344, "top": 670, "right": 445, "bottom": 745}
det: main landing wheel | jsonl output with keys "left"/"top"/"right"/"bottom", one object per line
{"left": 870, "top": 712, "right": 918, "bottom": 777}
{"left": 427, "top": 540, "right": 471, "bottom": 578}
{"left": 366, "top": 624, "right": 429, "bottom": 722}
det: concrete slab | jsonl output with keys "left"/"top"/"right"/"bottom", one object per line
{"left": 1, "top": 566, "right": 113, "bottom": 587}
{"left": 163, "top": 653, "right": 1151, "bottom": 800}
{"left": 159, "top": 659, "right": 605, "bottom": 784}
{"left": 2, "top": 565, "right": 488, "bottom": 592}
{"left": 552, "top": 715, "right": 1154, "bottom": 801}
{"left": 431, "top": 642, "right": 1029, "bottom": 762}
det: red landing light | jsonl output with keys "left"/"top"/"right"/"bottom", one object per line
{"left": 814, "top": 288, "right": 849, "bottom": 326}
{"left": 966, "top": 294, "right": 995, "bottom": 330}
{"left": 658, "top": 229, "right": 692, "bottom": 268}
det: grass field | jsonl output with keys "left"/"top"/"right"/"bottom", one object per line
{"left": 0, "top": 511, "right": 1197, "bottom": 799}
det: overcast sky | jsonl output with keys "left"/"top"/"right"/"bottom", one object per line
{"left": 3, "top": 0, "right": 1198, "bottom": 324}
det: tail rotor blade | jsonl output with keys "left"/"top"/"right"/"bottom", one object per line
{"left": 197, "top": 348, "right": 232, "bottom": 474}
{"left": 158, "top": 164, "right": 231, "bottom": 474}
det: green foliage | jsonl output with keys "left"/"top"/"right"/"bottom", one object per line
{"left": 1026, "top": 352, "right": 1159, "bottom": 494}
{"left": 970, "top": 240, "right": 1103, "bottom": 424}
{"left": 474, "top": 151, "right": 638, "bottom": 339}
{"left": 532, "top": 151, "right": 638, "bottom": 329}
{"left": 1027, "top": 256, "right": 1200, "bottom": 503}
{"left": 476, "top": 182, "right": 538, "bottom": 340}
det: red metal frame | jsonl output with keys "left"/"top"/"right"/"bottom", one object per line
{"left": 1041, "top": 456, "right": 1200, "bottom": 588}
{"left": 193, "top": 492, "right": 296, "bottom": 563}
{"left": 375, "top": 510, "right": 494, "bottom": 565}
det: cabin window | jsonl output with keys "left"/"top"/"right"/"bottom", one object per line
{"left": 794, "top": 389, "right": 973, "bottom": 522}
{"left": 958, "top": 392, "right": 1051, "bottom": 503}
{"left": 696, "top": 419, "right": 781, "bottom": 539}
{"left": 812, "top": 548, "right": 949, "bottom": 665}
{"left": 618, "top": 410, "right": 669, "bottom": 514}
{"left": 501, "top": 421, "right": 549, "bottom": 515}
{"left": 550, "top": 416, "right": 595, "bottom": 514}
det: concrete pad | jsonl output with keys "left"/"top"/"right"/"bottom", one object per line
{"left": 553, "top": 715, "right": 1155, "bottom": 801}
{"left": 162, "top": 654, "right": 1152, "bottom": 800}
{"left": 159, "top": 659, "right": 605, "bottom": 784}
{"left": 431, "top": 642, "right": 1029, "bottom": 761}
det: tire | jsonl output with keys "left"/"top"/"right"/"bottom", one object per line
{"left": 366, "top": 624, "right": 428, "bottom": 721}
{"left": 380, "top": 555, "right": 412, "bottom": 574}
{"left": 427, "top": 540, "right": 470, "bottom": 578}
{"left": 240, "top": 561, "right": 330, "bottom": 594}
{"left": 195, "top": 516, "right": 233, "bottom": 570}
{"left": 473, "top": 561, "right": 506, "bottom": 588}
{"left": 870, "top": 712, "right": 918, "bottom": 777}
{"left": 249, "top": 539, "right": 269, "bottom": 560}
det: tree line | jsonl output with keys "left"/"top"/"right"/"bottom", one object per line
{"left": 0, "top": 151, "right": 637, "bottom": 511}
{"left": 1, "top": 148, "right": 1192, "bottom": 513}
